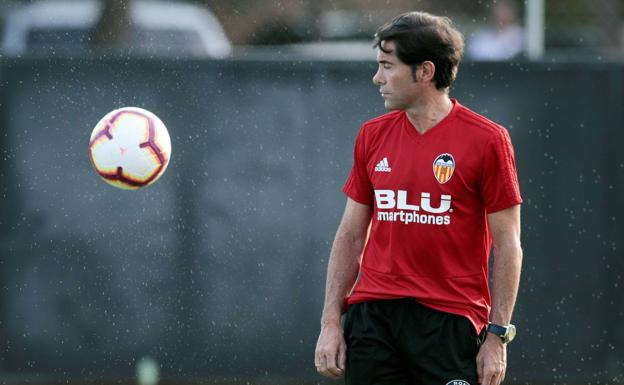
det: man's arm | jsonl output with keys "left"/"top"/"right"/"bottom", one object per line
{"left": 315, "top": 198, "right": 372, "bottom": 379}
{"left": 477, "top": 204, "right": 523, "bottom": 385}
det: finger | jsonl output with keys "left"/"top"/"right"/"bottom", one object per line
{"left": 489, "top": 370, "right": 499, "bottom": 385}
{"left": 314, "top": 350, "right": 323, "bottom": 371}
{"left": 491, "top": 364, "right": 505, "bottom": 385}
{"left": 326, "top": 352, "right": 344, "bottom": 378}
{"left": 326, "top": 366, "right": 344, "bottom": 378}
{"left": 481, "top": 366, "right": 495, "bottom": 385}
{"left": 493, "top": 368, "right": 504, "bottom": 385}
{"left": 317, "top": 354, "right": 342, "bottom": 379}
{"left": 497, "top": 365, "right": 506, "bottom": 385}
{"left": 476, "top": 355, "right": 485, "bottom": 384}
{"left": 315, "top": 354, "right": 328, "bottom": 376}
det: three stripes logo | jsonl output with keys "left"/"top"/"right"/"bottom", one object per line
{"left": 374, "top": 157, "right": 392, "bottom": 172}
{"left": 433, "top": 153, "right": 455, "bottom": 184}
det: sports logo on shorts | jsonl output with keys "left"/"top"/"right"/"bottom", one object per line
{"left": 433, "top": 153, "right": 455, "bottom": 184}
{"left": 445, "top": 380, "right": 470, "bottom": 385}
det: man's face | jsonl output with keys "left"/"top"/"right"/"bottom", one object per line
{"left": 372, "top": 40, "right": 421, "bottom": 111}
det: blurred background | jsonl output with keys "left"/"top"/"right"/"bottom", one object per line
{"left": 0, "top": 0, "right": 623, "bottom": 384}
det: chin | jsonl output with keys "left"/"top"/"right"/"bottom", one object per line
{"left": 384, "top": 102, "right": 401, "bottom": 111}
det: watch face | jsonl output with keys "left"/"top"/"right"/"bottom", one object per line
{"left": 505, "top": 325, "right": 517, "bottom": 343}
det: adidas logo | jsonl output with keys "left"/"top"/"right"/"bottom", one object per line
{"left": 374, "top": 157, "right": 392, "bottom": 172}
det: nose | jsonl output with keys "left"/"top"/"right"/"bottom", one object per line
{"left": 373, "top": 67, "right": 385, "bottom": 86}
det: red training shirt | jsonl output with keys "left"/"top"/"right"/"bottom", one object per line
{"left": 342, "top": 99, "right": 522, "bottom": 333}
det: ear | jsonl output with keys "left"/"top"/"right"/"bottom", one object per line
{"left": 420, "top": 61, "right": 436, "bottom": 83}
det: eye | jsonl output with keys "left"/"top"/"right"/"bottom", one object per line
{"left": 383, "top": 63, "right": 392, "bottom": 70}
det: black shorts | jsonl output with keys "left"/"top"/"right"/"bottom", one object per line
{"left": 343, "top": 298, "right": 484, "bottom": 385}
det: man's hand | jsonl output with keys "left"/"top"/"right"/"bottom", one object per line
{"left": 315, "top": 198, "right": 370, "bottom": 379}
{"left": 314, "top": 322, "right": 346, "bottom": 379}
{"left": 477, "top": 333, "right": 507, "bottom": 385}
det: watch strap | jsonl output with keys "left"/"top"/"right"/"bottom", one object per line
{"left": 487, "top": 323, "right": 507, "bottom": 336}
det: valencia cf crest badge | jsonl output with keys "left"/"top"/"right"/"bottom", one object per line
{"left": 433, "top": 153, "right": 455, "bottom": 184}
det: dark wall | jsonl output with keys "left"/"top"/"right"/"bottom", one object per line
{"left": 0, "top": 58, "right": 622, "bottom": 383}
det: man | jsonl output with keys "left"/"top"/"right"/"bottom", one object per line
{"left": 466, "top": 0, "right": 525, "bottom": 61}
{"left": 315, "top": 11, "right": 523, "bottom": 385}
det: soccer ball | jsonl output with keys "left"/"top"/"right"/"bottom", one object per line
{"left": 88, "top": 107, "right": 172, "bottom": 190}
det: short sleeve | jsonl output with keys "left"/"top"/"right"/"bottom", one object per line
{"left": 342, "top": 127, "right": 374, "bottom": 206}
{"left": 479, "top": 128, "right": 523, "bottom": 213}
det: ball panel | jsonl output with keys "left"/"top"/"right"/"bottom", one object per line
{"left": 92, "top": 147, "right": 163, "bottom": 183}
{"left": 150, "top": 118, "right": 172, "bottom": 163}
{"left": 110, "top": 113, "right": 151, "bottom": 144}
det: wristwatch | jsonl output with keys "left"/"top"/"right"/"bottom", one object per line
{"left": 487, "top": 322, "right": 516, "bottom": 344}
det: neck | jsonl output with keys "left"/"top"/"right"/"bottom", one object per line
{"left": 405, "top": 92, "right": 453, "bottom": 134}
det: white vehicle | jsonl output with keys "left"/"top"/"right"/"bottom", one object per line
{"left": 2, "top": 0, "right": 232, "bottom": 58}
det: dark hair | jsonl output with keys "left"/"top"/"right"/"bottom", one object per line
{"left": 374, "top": 12, "right": 464, "bottom": 90}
